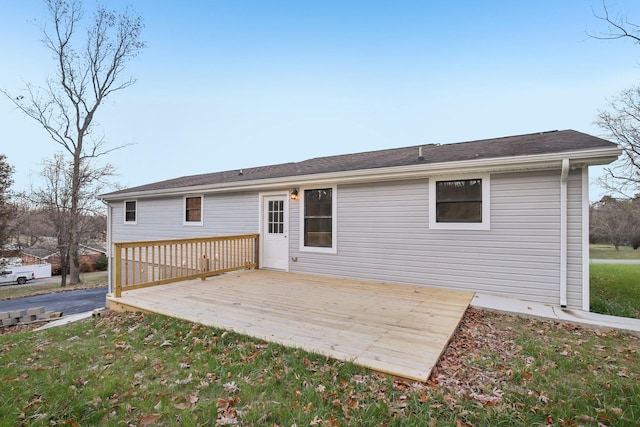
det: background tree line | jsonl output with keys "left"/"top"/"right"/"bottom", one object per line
{"left": 1, "top": 152, "right": 106, "bottom": 257}
{"left": 590, "top": 195, "right": 640, "bottom": 250}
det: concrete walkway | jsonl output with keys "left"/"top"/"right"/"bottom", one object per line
{"left": 36, "top": 309, "right": 100, "bottom": 330}
{"left": 472, "top": 293, "right": 640, "bottom": 335}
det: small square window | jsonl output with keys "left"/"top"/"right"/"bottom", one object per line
{"left": 124, "top": 200, "right": 137, "bottom": 224}
{"left": 429, "top": 175, "right": 490, "bottom": 230}
{"left": 436, "top": 179, "right": 482, "bottom": 223}
{"left": 184, "top": 196, "right": 203, "bottom": 225}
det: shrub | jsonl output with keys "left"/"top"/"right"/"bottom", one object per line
{"left": 94, "top": 254, "right": 108, "bottom": 271}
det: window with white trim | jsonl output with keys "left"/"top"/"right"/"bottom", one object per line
{"left": 429, "top": 175, "right": 490, "bottom": 230}
{"left": 184, "top": 195, "right": 203, "bottom": 225}
{"left": 300, "top": 186, "right": 337, "bottom": 253}
{"left": 124, "top": 200, "right": 137, "bottom": 224}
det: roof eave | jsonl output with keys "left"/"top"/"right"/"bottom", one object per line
{"left": 100, "top": 146, "right": 621, "bottom": 201}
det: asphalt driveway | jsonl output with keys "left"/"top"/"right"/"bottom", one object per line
{"left": 0, "top": 286, "right": 107, "bottom": 315}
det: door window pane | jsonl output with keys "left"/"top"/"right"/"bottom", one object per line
{"left": 268, "top": 200, "right": 284, "bottom": 234}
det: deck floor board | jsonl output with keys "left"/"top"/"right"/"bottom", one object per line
{"left": 108, "top": 269, "right": 473, "bottom": 381}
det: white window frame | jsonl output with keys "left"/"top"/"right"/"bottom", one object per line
{"left": 429, "top": 174, "right": 490, "bottom": 230}
{"left": 299, "top": 185, "right": 337, "bottom": 254}
{"left": 123, "top": 200, "right": 137, "bottom": 225}
{"left": 183, "top": 194, "right": 204, "bottom": 226}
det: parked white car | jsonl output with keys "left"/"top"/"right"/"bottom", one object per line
{"left": 0, "top": 268, "right": 36, "bottom": 285}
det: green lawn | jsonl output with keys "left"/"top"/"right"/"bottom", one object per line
{"left": 0, "top": 309, "right": 638, "bottom": 426}
{"left": 590, "top": 244, "right": 640, "bottom": 260}
{"left": 590, "top": 263, "right": 640, "bottom": 319}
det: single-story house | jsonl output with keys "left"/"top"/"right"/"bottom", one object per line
{"left": 21, "top": 243, "right": 107, "bottom": 274}
{"left": 101, "top": 130, "right": 620, "bottom": 311}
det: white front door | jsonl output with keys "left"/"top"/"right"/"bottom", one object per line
{"left": 261, "top": 194, "right": 289, "bottom": 270}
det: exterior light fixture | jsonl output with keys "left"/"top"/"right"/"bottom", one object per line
{"left": 291, "top": 188, "right": 299, "bottom": 200}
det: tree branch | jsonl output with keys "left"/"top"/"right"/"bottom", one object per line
{"left": 589, "top": 1, "right": 640, "bottom": 44}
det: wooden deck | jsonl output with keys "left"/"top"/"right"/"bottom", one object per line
{"left": 107, "top": 270, "right": 474, "bottom": 381}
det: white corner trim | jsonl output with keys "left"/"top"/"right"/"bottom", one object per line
{"left": 581, "top": 166, "right": 590, "bottom": 311}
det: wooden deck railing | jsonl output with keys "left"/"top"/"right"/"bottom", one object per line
{"left": 112, "top": 234, "right": 259, "bottom": 297}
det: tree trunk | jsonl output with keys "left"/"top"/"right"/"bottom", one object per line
{"left": 68, "top": 150, "right": 82, "bottom": 285}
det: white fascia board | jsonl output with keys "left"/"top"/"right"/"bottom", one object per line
{"left": 100, "top": 147, "right": 621, "bottom": 201}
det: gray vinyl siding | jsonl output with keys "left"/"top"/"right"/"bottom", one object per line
{"left": 108, "top": 168, "right": 586, "bottom": 309}
{"left": 289, "top": 169, "right": 585, "bottom": 308}
{"left": 110, "top": 192, "right": 259, "bottom": 242}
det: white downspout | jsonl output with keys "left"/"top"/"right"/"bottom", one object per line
{"left": 560, "top": 159, "right": 569, "bottom": 308}
{"left": 106, "top": 203, "right": 113, "bottom": 295}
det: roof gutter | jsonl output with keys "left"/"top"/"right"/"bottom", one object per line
{"left": 100, "top": 146, "right": 621, "bottom": 201}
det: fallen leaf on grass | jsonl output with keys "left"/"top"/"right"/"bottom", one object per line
{"left": 173, "top": 402, "right": 190, "bottom": 410}
{"left": 216, "top": 398, "right": 239, "bottom": 426}
{"left": 175, "top": 373, "right": 193, "bottom": 385}
{"left": 538, "top": 391, "right": 550, "bottom": 404}
{"left": 309, "top": 415, "right": 323, "bottom": 426}
{"left": 138, "top": 413, "right": 161, "bottom": 426}
{"left": 223, "top": 381, "right": 240, "bottom": 393}
{"left": 617, "top": 370, "right": 629, "bottom": 378}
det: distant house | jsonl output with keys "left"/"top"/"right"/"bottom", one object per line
{"left": 22, "top": 243, "right": 106, "bottom": 274}
{"left": 101, "top": 130, "right": 620, "bottom": 310}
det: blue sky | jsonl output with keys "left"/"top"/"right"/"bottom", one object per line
{"left": 2, "top": 0, "right": 639, "bottom": 201}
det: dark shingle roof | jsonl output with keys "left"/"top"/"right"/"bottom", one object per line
{"left": 103, "top": 130, "right": 616, "bottom": 197}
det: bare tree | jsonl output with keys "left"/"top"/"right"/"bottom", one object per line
{"left": 2, "top": 0, "right": 144, "bottom": 284}
{"left": 6, "top": 201, "right": 52, "bottom": 249}
{"left": 589, "top": 2, "right": 640, "bottom": 195}
{"left": 590, "top": 1, "right": 640, "bottom": 45}
{"left": 0, "top": 155, "right": 15, "bottom": 248}
{"left": 596, "top": 86, "right": 640, "bottom": 196}
{"left": 590, "top": 195, "right": 640, "bottom": 250}
{"left": 21, "top": 153, "right": 114, "bottom": 286}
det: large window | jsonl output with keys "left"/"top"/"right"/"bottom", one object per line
{"left": 184, "top": 195, "right": 203, "bottom": 225}
{"left": 429, "top": 175, "right": 490, "bottom": 230}
{"left": 124, "top": 200, "right": 137, "bottom": 224}
{"left": 436, "top": 179, "right": 482, "bottom": 222}
{"left": 301, "top": 187, "right": 336, "bottom": 252}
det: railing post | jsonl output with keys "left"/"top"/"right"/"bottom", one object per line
{"left": 200, "top": 254, "right": 209, "bottom": 280}
{"left": 255, "top": 234, "right": 260, "bottom": 269}
{"left": 114, "top": 243, "right": 122, "bottom": 298}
